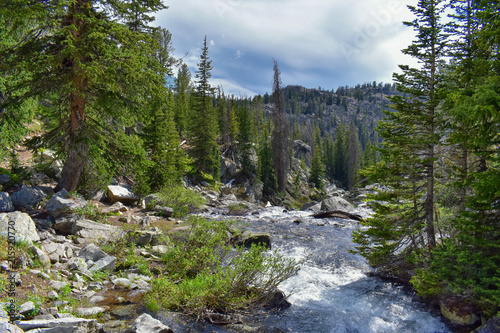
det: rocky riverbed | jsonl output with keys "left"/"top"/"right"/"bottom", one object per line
{"left": 0, "top": 176, "right": 496, "bottom": 333}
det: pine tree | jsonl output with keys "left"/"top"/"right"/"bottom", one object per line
{"left": 271, "top": 59, "right": 289, "bottom": 193}
{"left": 346, "top": 121, "right": 361, "bottom": 190}
{"left": 0, "top": 0, "right": 167, "bottom": 192}
{"left": 353, "top": 0, "right": 448, "bottom": 270}
{"left": 237, "top": 101, "right": 255, "bottom": 176}
{"left": 309, "top": 143, "right": 324, "bottom": 190}
{"left": 189, "top": 36, "right": 220, "bottom": 180}
{"left": 174, "top": 63, "right": 191, "bottom": 136}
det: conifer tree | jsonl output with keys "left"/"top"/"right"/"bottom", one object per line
{"left": 309, "top": 143, "right": 325, "bottom": 190}
{"left": 189, "top": 37, "right": 220, "bottom": 180}
{"left": 346, "top": 121, "right": 361, "bottom": 190}
{"left": 271, "top": 59, "right": 289, "bottom": 193}
{"left": 0, "top": 0, "right": 167, "bottom": 192}
{"left": 353, "top": 0, "right": 448, "bottom": 270}
{"left": 174, "top": 63, "right": 191, "bottom": 136}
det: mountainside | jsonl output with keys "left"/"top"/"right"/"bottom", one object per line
{"left": 262, "top": 82, "right": 400, "bottom": 150}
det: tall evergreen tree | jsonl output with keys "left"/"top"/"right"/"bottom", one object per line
{"left": 271, "top": 59, "right": 289, "bottom": 193}
{"left": 353, "top": 0, "right": 448, "bottom": 270}
{"left": 0, "top": 0, "right": 167, "bottom": 192}
{"left": 346, "top": 121, "right": 361, "bottom": 190}
{"left": 174, "top": 63, "right": 191, "bottom": 136}
{"left": 189, "top": 37, "right": 220, "bottom": 180}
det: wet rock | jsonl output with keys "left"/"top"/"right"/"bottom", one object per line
{"left": 473, "top": 315, "right": 500, "bottom": 333}
{"left": 0, "top": 192, "right": 14, "bottom": 212}
{"left": 107, "top": 185, "right": 138, "bottom": 205}
{"left": 320, "top": 197, "right": 356, "bottom": 213}
{"left": 129, "top": 313, "right": 173, "bottom": 333}
{"left": 300, "top": 201, "right": 320, "bottom": 211}
{"left": 264, "top": 290, "right": 291, "bottom": 310}
{"left": 234, "top": 231, "right": 271, "bottom": 250}
{"left": 440, "top": 299, "right": 480, "bottom": 327}
{"left": 44, "top": 189, "right": 87, "bottom": 218}
{"left": 10, "top": 185, "right": 47, "bottom": 209}
{"left": 16, "top": 317, "right": 101, "bottom": 332}
{"left": 0, "top": 211, "right": 40, "bottom": 244}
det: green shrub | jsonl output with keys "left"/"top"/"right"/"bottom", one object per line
{"left": 155, "top": 184, "right": 205, "bottom": 217}
{"left": 144, "top": 216, "right": 301, "bottom": 319}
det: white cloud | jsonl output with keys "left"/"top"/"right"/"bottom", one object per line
{"left": 157, "top": 0, "right": 419, "bottom": 95}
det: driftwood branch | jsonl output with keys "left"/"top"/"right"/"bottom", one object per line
{"left": 312, "top": 210, "right": 362, "bottom": 221}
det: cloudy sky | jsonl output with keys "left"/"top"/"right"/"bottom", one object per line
{"left": 154, "top": 0, "right": 419, "bottom": 96}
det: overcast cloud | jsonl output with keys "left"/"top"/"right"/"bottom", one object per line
{"left": 155, "top": 0, "right": 418, "bottom": 96}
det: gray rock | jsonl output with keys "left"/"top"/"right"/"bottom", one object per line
{"left": 0, "top": 174, "right": 11, "bottom": 184}
{"left": 144, "top": 194, "right": 161, "bottom": 208}
{"left": 42, "top": 242, "right": 73, "bottom": 264}
{"left": 320, "top": 197, "right": 356, "bottom": 213}
{"left": 293, "top": 140, "right": 312, "bottom": 167}
{"left": 0, "top": 322, "right": 23, "bottom": 333}
{"left": 89, "top": 256, "right": 116, "bottom": 272}
{"left": 473, "top": 315, "right": 500, "bottom": 333}
{"left": 16, "top": 317, "right": 101, "bottom": 332}
{"left": 100, "top": 202, "right": 127, "bottom": 214}
{"left": 127, "top": 229, "right": 163, "bottom": 246}
{"left": 67, "top": 258, "right": 89, "bottom": 274}
{"left": 48, "top": 291, "right": 59, "bottom": 300}
{"left": 10, "top": 185, "right": 47, "bottom": 209}
{"left": 0, "top": 192, "right": 14, "bottom": 212}
{"left": 45, "top": 189, "right": 87, "bottom": 218}
{"left": 49, "top": 280, "right": 68, "bottom": 291}
{"left": 55, "top": 216, "right": 123, "bottom": 242}
{"left": 0, "top": 211, "right": 40, "bottom": 244}
{"left": 154, "top": 206, "right": 173, "bottom": 218}
{"left": 30, "top": 246, "right": 51, "bottom": 267}
{"left": 107, "top": 185, "right": 138, "bottom": 205}
{"left": 129, "top": 313, "right": 173, "bottom": 333}
{"left": 300, "top": 201, "right": 319, "bottom": 211}
{"left": 76, "top": 307, "right": 107, "bottom": 317}
{"left": 78, "top": 244, "right": 108, "bottom": 262}
{"left": 150, "top": 245, "right": 169, "bottom": 255}
{"left": 19, "top": 301, "right": 36, "bottom": 315}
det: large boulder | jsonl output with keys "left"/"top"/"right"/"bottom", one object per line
{"left": 440, "top": 299, "right": 480, "bottom": 327}
{"left": 0, "top": 211, "right": 40, "bottom": 244}
{"left": 54, "top": 215, "right": 123, "bottom": 243}
{"left": 129, "top": 313, "right": 173, "bottom": 333}
{"left": 107, "top": 185, "right": 138, "bottom": 205}
{"left": 320, "top": 197, "right": 356, "bottom": 213}
{"left": 10, "top": 185, "right": 46, "bottom": 209}
{"left": 0, "top": 192, "right": 14, "bottom": 212}
{"left": 45, "top": 189, "right": 87, "bottom": 218}
{"left": 234, "top": 231, "right": 271, "bottom": 250}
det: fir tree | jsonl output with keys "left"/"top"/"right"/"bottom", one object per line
{"left": 353, "top": 0, "right": 448, "bottom": 270}
{"left": 271, "top": 59, "right": 289, "bottom": 193}
{"left": 174, "top": 63, "right": 191, "bottom": 136}
{"left": 189, "top": 36, "right": 220, "bottom": 180}
{"left": 0, "top": 0, "right": 167, "bottom": 192}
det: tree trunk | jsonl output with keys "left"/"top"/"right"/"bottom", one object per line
{"left": 54, "top": 138, "right": 88, "bottom": 192}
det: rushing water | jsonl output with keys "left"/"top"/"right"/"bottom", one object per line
{"left": 161, "top": 206, "right": 453, "bottom": 333}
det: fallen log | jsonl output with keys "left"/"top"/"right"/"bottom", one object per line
{"left": 312, "top": 210, "right": 362, "bottom": 221}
